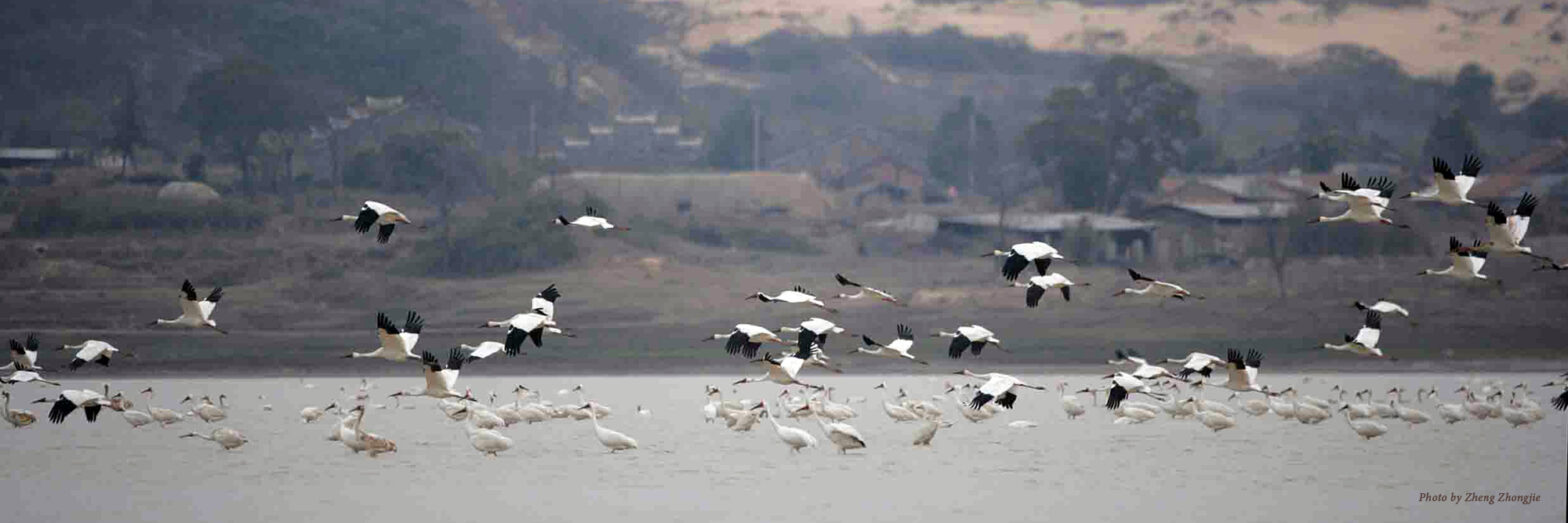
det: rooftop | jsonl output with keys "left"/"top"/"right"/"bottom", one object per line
{"left": 942, "top": 212, "right": 1156, "bottom": 233}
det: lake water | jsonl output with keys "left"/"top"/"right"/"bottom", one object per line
{"left": 1, "top": 373, "right": 1562, "bottom": 522}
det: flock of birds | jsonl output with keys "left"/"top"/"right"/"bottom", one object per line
{"left": 2, "top": 154, "right": 1567, "bottom": 457}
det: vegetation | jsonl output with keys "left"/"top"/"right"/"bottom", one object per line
{"left": 705, "top": 102, "right": 770, "bottom": 170}
{"left": 1022, "top": 56, "right": 1202, "bottom": 212}
{"left": 12, "top": 188, "right": 268, "bottom": 237}
{"left": 927, "top": 97, "right": 1000, "bottom": 194}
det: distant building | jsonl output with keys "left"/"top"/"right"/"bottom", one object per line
{"left": 938, "top": 212, "right": 1157, "bottom": 262}
{"left": 559, "top": 110, "right": 706, "bottom": 170}
{"left": 0, "top": 148, "right": 74, "bottom": 168}
{"left": 1138, "top": 202, "right": 1292, "bottom": 264}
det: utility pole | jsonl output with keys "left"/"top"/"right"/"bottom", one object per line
{"left": 751, "top": 102, "right": 761, "bottom": 171}
{"left": 528, "top": 102, "right": 538, "bottom": 158}
{"left": 967, "top": 104, "right": 976, "bottom": 192}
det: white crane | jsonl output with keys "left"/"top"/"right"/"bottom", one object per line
{"left": 531, "top": 283, "right": 561, "bottom": 322}
{"left": 1187, "top": 398, "right": 1236, "bottom": 432}
{"left": 60, "top": 340, "right": 126, "bottom": 369}
{"left": 1389, "top": 388, "right": 1430, "bottom": 427}
{"left": 182, "top": 395, "right": 227, "bottom": 423}
{"left": 1426, "top": 388, "right": 1467, "bottom": 423}
{"left": 1058, "top": 383, "right": 1086, "bottom": 420}
{"left": 956, "top": 370, "right": 1047, "bottom": 410}
{"left": 1108, "top": 349, "right": 1185, "bottom": 381}
{"left": 913, "top": 419, "right": 952, "bottom": 445}
{"left": 762, "top": 401, "right": 817, "bottom": 453}
{"left": 1338, "top": 405, "right": 1389, "bottom": 440}
{"left": 1012, "top": 261, "right": 1087, "bottom": 306}
{"left": 7, "top": 334, "right": 41, "bottom": 372}
{"left": 180, "top": 427, "right": 248, "bottom": 450}
{"left": 734, "top": 346, "right": 825, "bottom": 390}
{"left": 800, "top": 405, "right": 866, "bottom": 454}
{"left": 390, "top": 348, "right": 476, "bottom": 401}
{"left": 481, "top": 309, "right": 566, "bottom": 355}
{"left": 1229, "top": 392, "right": 1270, "bottom": 417}
{"left": 576, "top": 394, "right": 637, "bottom": 453}
{"left": 983, "top": 241, "right": 1066, "bottom": 282}
{"left": 150, "top": 280, "right": 226, "bottom": 334}
{"left": 832, "top": 273, "right": 903, "bottom": 305}
{"left": 704, "top": 324, "right": 787, "bottom": 359}
{"left": 1352, "top": 300, "right": 1412, "bottom": 324}
{"left": 1403, "top": 155, "right": 1481, "bottom": 206}
{"left": 138, "top": 387, "right": 184, "bottom": 426}
{"left": 344, "top": 311, "right": 423, "bottom": 361}
{"left": 1484, "top": 193, "right": 1547, "bottom": 258}
{"left": 556, "top": 206, "right": 628, "bottom": 231}
{"left": 747, "top": 286, "right": 837, "bottom": 313}
{"left": 873, "top": 383, "right": 920, "bottom": 422}
{"left": 1418, "top": 236, "right": 1495, "bottom": 283}
{"left": 1113, "top": 269, "right": 1200, "bottom": 300}
{"left": 1323, "top": 310, "right": 1387, "bottom": 358}
{"left": 1217, "top": 348, "right": 1271, "bottom": 396}
{"left": 1163, "top": 352, "right": 1225, "bottom": 379}
{"left": 2, "top": 390, "right": 37, "bottom": 427}
{"left": 300, "top": 402, "right": 338, "bottom": 423}
{"left": 454, "top": 406, "right": 515, "bottom": 456}
{"left": 1309, "top": 173, "right": 1407, "bottom": 228}
{"left": 342, "top": 406, "right": 397, "bottom": 457}
{"left": 1283, "top": 388, "right": 1329, "bottom": 424}
{"left": 0, "top": 369, "right": 59, "bottom": 386}
{"left": 782, "top": 317, "right": 852, "bottom": 352}
{"left": 932, "top": 325, "right": 1005, "bottom": 359}
{"left": 36, "top": 384, "right": 110, "bottom": 424}
{"left": 335, "top": 200, "right": 414, "bottom": 243}
{"left": 1102, "top": 372, "right": 1168, "bottom": 409}
{"left": 851, "top": 324, "right": 928, "bottom": 365}
{"left": 1187, "top": 381, "right": 1237, "bottom": 417}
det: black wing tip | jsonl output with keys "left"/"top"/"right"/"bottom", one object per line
{"left": 1516, "top": 192, "right": 1538, "bottom": 217}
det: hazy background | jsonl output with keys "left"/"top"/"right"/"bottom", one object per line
{"left": 2, "top": 0, "right": 1566, "bottom": 375}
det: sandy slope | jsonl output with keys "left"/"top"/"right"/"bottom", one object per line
{"left": 653, "top": 0, "right": 1567, "bottom": 93}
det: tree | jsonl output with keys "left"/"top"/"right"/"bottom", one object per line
{"left": 927, "top": 96, "right": 1000, "bottom": 194}
{"left": 179, "top": 58, "right": 314, "bottom": 191}
{"left": 1296, "top": 113, "right": 1354, "bottom": 172}
{"left": 1021, "top": 56, "right": 1201, "bottom": 212}
{"left": 1420, "top": 107, "right": 1483, "bottom": 161}
{"left": 1448, "top": 63, "right": 1497, "bottom": 122}
{"left": 109, "top": 65, "right": 145, "bottom": 175}
{"left": 705, "top": 102, "right": 769, "bottom": 170}
{"left": 1521, "top": 94, "right": 1568, "bottom": 139}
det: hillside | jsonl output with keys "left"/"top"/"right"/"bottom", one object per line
{"left": 655, "top": 0, "right": 1568, "bottom": 102}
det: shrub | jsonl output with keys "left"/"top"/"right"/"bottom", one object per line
{"left": 398, "top": 207, "right": 577, "bottom": 278}
{"left": 12, "top": 188, "right": 268, "bottom": 236}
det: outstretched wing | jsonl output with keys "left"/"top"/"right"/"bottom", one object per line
{"left": 968, "top": 391, "right": 994, "bottom": 410}
{"left": 835, "top": 273, "right": 861, "bottom": 288}
{"left": 1105, "top": 384, "right": 1127, "bottom": 409}
{"left": 536, "top": 284, "right": 561, "bottom": 303}
{"left": 1510, "top": 193, "right": 1537, "bottom": 245}
{"left": 725, "top": 331, "right": 749, "bottom": 356}
{"left": 403, "top": 311, "right": 424, "bottom": 334}
{"left": 353, "top": 206, "right": 378, "bottom": 234}
{"left": 1033, "top": 258, "right": 1052, "bottom": 276}
{"left": 377, "top": 224, "right": 395, "bottom": 243}
{"left": 1001, "top": 254, "right": 1028, "bottom": 282}
{"left": 1433, "top": 157, "right": 1455, "bottom": 180}
{"left": 1025, "top": 284, "right": 1044, "bottom": 308}
{"left": 1339, "top": 172, "right": 1362, "bottom": 191}
{"left": 995, "top": 391, "right": 1018, "bottom": 409}
{"left": 947, "top": 336, "right": 970, "bottom": 359}
{"left": 1128, "top": 269, "right": 1154, "bottom": 282}
{"left": 180, "top": 280, "right": 199, "bottom": 302}
{"left": 896, "top": 324, "right": 913, "bottom": 340}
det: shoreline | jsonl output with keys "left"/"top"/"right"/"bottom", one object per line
{"left": 40, "top": 359, "right": 1568, "bottom": 379}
